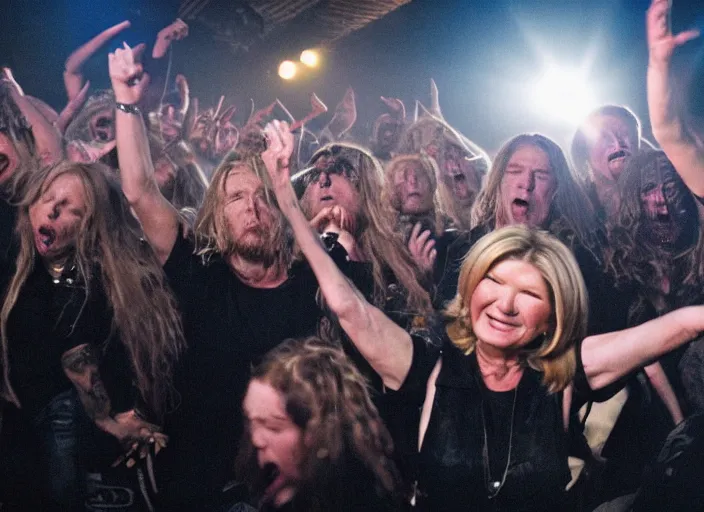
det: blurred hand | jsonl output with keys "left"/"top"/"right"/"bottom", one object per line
{"left": 647, "top": 0, "right": 700, "bottom": 66}
{"left": 108, "top": 42, "right": 151, "bottom": 105}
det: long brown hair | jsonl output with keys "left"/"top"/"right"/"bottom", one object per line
{"left": 0, "top": 161, "right": 185, "bottom": 418}
{"left": 472, "top": 134, "right": 599, "bottom": 251}
{"left": 236, "top": 337, "right": 400, "bottom": 510}
{"left": 300, "top": 143, "right": 432, "bottom": 315}
{"left": 606, "top": 150, "right": 701, "bottom": 319}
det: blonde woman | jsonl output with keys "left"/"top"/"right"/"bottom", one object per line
{"left": 261, "top": 120, "right": 704, "bottom": 511}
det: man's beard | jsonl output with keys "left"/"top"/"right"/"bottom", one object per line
{"left": 230, "top": 228, "right": 278, "bottom": 267}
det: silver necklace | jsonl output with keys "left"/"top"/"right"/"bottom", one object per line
{"left": 481, "top": 386, "right": 518, "bottom": 499}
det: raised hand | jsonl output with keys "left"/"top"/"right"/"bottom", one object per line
{"left": 647, "top": 0, "right": 700, "bottom": 65}
{"left": 262, "top": 120, "right": 295, "bottom": 192}
{"left": 108, "top": 42, "right": 151, "bottom": 105}
{"left": 408, "top": 222, "right": 436, "bottom": 274}
{"left": 56, "top": 81, "right": 90, "bottom": 133}
{"left": 0, "top": 67, "right": 25, "bottom": 96}
{"left": 309, "top": 205, "right": 356, "bottom": 234}
{"left": 325, "top": 87, "right": 357, "bottom": 140}
{"left": 153, "top": 18, "right": 189, "bottom": 59}
{"left": 380, "top": 96, "right": 406, "bottom": 119}
{"left": 64, "top": 20, "right": 131, "bottom": 100}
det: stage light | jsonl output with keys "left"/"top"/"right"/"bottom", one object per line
{"left": 300, "top": 49, "right": 319, "bottom": 68}
{"left": 278, "top": 60, "right": 297, "bottom": 80}
{"left": 531, "top": 67, "right": 597, "bottom": 125}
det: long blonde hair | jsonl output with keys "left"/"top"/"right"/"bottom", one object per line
{"left": 194, "top": 150, "right": 294, "bottom": 273}
{"left": 445, "top": 226, "right": 588, "bottom": 392}
{"left": 1, "top": 161, "right": 185, "bottom": 418}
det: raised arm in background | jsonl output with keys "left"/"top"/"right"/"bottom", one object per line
{"left": 1, "top": 68, "right": 63, "bottom": 165}
{"left": 64, "top": 20, "right": 131, "bottom": 101}
{"left": 262, "top": 120, "right": 413, "bottom": 390}
{"left": 109, "top": 43, "right": 179, "bottom": 264}
{"left": 646, "top": 0, "right": 704, "bottom": 197}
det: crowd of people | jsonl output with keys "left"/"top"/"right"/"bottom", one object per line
{"left": 0, "top": 0, "right": 704, "bottom": 510}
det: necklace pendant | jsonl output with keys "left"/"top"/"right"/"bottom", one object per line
{"left": 490, "top": 481, "right": 501, "bottom": 491}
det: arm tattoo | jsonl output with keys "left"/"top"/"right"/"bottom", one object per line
{"left": 61, "top": 343, "right": 112, "bottom": 422}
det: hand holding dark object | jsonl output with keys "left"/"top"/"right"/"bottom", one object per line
{"left": 646, "top": 0, "right": 699, "bottom": 66}
{"left": 108, "top": 410, "right": 169, "bottom": 468}
{"left": 64, "top": 20, "right": 131, "bottom": 100}
{"left": 309, "top": 205, "right": 356, "bottom": 235}
{"left": 108, "top": 42, "right": 151, "bottom": 106}
{"left": 153, "top": 18, "right": 189, "bottom": 59}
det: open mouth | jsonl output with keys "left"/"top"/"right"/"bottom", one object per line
{"left": 655, "top": 212, "right": 671, "bottom": 223}
{"left": 513, "top": 198, "right": 529, "bottom": 208}
{"left": 320, "top": 195, "right": 334, "bottom": 202}
{"left": 452, "top": 173, "right": 466, "bottom": 183}
{"left": 259, "top": 462, "right": 286, "bottom": 503}
{"left": 607, "top": 150, "right": 629, "bottom": 163}
{"left": 38, "top": 226, "right": 56, "bottom": 247}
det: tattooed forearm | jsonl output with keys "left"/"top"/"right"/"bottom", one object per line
{"left": 61, "top": 343, "right": 112, "bottom": 422}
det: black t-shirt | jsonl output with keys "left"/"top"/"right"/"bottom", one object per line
{"left": 158, "top": 234, "right": 323, "bottom": 508}
{"left": 6, "top": 261, "right": 126, "bottom": 420}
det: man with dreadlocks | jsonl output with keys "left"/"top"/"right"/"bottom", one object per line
{"left": 109, "top": 44, "right": 324, "bottom": 510}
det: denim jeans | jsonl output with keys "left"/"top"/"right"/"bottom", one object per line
{"left": 32, "top": 388, "right": 83, "bottom": 508}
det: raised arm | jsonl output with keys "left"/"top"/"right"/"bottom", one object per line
{"left": 64, "top": 20, "right": 131, "bottom": 101}
{"left": 1, "top": 69, "right": 63, "bottom": 166}
{"left": 152, "top": 18, "right": 189, "bottom": 59}
{"left": 262, "top": 121, "right": 412, "bottom": 389}
{"left": 109, "top": 43, "right": 179, "bottom": 265}
{"left": 646, "top": 0, "right": 704, "bottom": 195}
{"left": 581, "top": 305, "right": 704, "bottom": 391}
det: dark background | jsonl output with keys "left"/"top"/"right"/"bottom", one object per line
{"left": 0, "top": 0, "right": 702, "bottom": 153}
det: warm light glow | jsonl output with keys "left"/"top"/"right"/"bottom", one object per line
{"left": 278, "top": 60, "right": 297, "bottom": 80}
{"left": 531, "top": 67, "right": 597, "bottom": 125}
{"left": 300, "top": 49, "right": 320, "bottom": 68}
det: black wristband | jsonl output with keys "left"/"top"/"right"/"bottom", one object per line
{"left": 115, "top": 102, "right": 142, "bottom": 115}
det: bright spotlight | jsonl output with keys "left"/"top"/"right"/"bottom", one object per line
{"left": 278, "top": 60, "right": 297, "bottom": 80}
{"left": 300, "top": 49, "right": 319, "bottom": 68}
{"left": 531, "top": 67, "right": 597, "bottom": 125}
